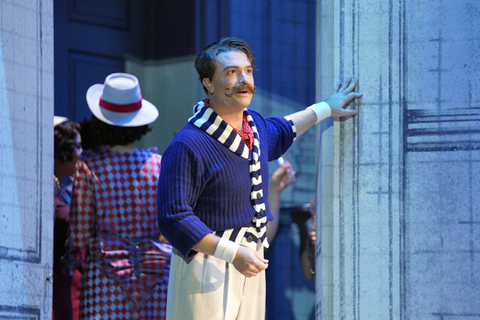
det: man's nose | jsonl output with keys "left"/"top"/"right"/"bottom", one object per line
{"left": 238, "top": 71, "right": 249, "bottom": 83}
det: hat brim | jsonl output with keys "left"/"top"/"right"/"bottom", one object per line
{"left": 54, "top": 116, "right": 69, "bottom": 127}
{"left": 86, "top": 84, "right": 159, "bottom": 127}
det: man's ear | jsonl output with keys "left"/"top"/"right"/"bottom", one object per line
{"left": 202, "top": 78, "right": 214, "bottom": 95}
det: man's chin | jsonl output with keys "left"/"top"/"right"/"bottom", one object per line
{"left": 235, "top": 100, "right": 252, "bottom": 110}
{"left": 234, "top": 94, "right": 253, "bottom": 104}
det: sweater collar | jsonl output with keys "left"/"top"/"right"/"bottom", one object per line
{"left": 189, "top": 99, "right": 260, "bottom": 162}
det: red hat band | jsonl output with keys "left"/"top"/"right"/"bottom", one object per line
{"left": 99, "top": 96, "right": 143, "bottom": 113}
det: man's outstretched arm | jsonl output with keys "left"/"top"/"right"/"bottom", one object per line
{"left": 288, "top": 77, "right": 363, "bottom": 137}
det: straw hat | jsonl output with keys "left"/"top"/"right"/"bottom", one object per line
{"left": 86, "top": 73, "right": 158, "bottom": 127}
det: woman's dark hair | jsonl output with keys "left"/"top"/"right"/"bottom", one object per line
{"left": 87, "top": 115, "right": 152, "bottom": 146}
{"left": 195, "top": 37, "right": 256, "bottom": 94}
{"left": 54, "top": 120, "right": 81, "bottom": 163}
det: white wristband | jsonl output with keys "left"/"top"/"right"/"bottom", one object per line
{"left": 307, "top": 101, "right": 331, "bottom": 124}
{"left": 213, "top": 238, "right": 240, "bottom": 264}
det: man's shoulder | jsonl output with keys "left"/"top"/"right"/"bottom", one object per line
{"left": 172, "top": 123, "right": 204, "bottom": 141}
{"left": 247, "top": 108, "right": 264, "bottom": 120}
{"left": 246, "top": 108, "right": 269, "bottom": 132}
{"left": 165, "top": 123, "right": 211, "bottom": 152}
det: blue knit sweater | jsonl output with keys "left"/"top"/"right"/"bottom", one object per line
{"left": 157, "top": 107, "right": 295, "bottom": 258}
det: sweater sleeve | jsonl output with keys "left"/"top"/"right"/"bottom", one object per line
{"left": 265, "top": 115, "right": 297, "bottom": 161}
{"left": 156, "top": 140, "right": 213, "bottom": 258}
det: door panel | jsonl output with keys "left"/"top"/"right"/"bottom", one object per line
{"left": 67, "top": 51, "right": 123, "bottom": 121}
{"left": 68, "top": 0, "right": 130, "bottom": 29}
{"left": 54, "top": 0, "right": 145, "bottom": 121}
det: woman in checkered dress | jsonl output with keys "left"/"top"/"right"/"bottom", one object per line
{"left": 69, "top": 73, "right": 170, "bottom": 320}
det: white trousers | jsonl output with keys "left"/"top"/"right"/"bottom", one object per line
{"left": 166, "top": 243, "right": 266, "bottom": 320}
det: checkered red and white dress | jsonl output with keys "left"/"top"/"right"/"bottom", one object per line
{"left": 70, "top": 148, "right": 170, "bottom": 320}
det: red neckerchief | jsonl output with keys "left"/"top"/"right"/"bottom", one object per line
{"left": 233, "top": 114, "right": 254, "bottom": 151}
{"left": 204, "top": 100, "right": 254, "bottom": 151}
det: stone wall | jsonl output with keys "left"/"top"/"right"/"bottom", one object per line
{"left": 0, "top": 1, "right": 53, "bottom": 318}
{"left": 318, "top": 0, "right": 480, "bottom": 319}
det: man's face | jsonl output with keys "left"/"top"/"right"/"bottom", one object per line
{"left": 203, "top": 50, "right": 255, "bottom": 111}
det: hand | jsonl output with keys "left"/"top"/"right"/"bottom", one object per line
{"left": 270, "top": 160, "right": 295, "bottom": 193}
{"left": 325, "top": 77, "right": 363, "bottom": 118}
{"left": 232, "top": 246, "right": 269, "bottom": 277}
{"left": 158, "top": 233, "right": 170, "bottom": 244}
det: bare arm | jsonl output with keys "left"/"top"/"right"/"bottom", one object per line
{"left": 192, "top": 233, "right": 221, "bottom": 256}
{"left": 267, "top": 160, "right": 296, "bottom": 243}
{"left": 266, "top": 183, "right": 282, "bottom": 243}
{"left": 288, "top": 108, "right": 318, "bottom": 137}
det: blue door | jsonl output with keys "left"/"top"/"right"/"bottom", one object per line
{"left": 54, "top": 0, "right": 143, "bottom": 122}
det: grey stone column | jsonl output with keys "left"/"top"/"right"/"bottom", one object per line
{"left": 317, "top": 0, "right": 480, "bottom": 319}
{"left": 0, "top": 0, "right": 54, "bottom": 318}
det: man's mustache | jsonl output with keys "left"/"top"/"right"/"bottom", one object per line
{"left": 224, "top": 82, "right": 256, "bottom": 97}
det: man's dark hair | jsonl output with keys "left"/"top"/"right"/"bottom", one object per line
{"left": 54, "top": 120, "right": 81, "bottom": 163}
{"left": 88, "top": 115, "right": 152, "bottom": 147}
{"left": 195, "top": 37, "right": 256, "bottom": 94}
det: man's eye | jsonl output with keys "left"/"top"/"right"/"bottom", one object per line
{"left": 246, "top": 69, "right": 253, "bottom": 74}
{"left": 227, "top": 70, "right": 236, "bottom": 74}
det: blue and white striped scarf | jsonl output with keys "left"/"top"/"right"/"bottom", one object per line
{"left": 188, "top": 99, "right": 269, "bottom": 249}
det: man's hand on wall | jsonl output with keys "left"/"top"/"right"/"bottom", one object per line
{"left": 325, "top": 77, "right": 363, "bottom": 119}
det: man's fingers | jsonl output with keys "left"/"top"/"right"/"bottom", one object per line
{"left": 334, "top": 80, "right": 342, "bottom": 93}
{"left": 254, "top": 251, "right": 269, "bottom": 265}
{"left": 347, "top": 80, "right": 358, "bottom": 93}
{"left": 341, "top": 109, "right": 358, "bottom": 115}
{"left": 331, "top": 107, "right": 357, "bottom": 118}
{"left": 336, "top": 91, "right": 363, "bottom": 110}
{"left": 342, "top": 77, "right": 358, "bottom": 93}
{"left": 336, "top": 108, "right": 357, "bottom": 116}
{"left": 233, "top": 246, "right": 269, "bottom": 277}
{"left": 341, "top": 77, "right": 353, "bottom": 91}
{"left": 343, "top": 92, "right": 363, "bottom": 106}
{"left": 240, "top": 262, "right": 268, "bottom": 277}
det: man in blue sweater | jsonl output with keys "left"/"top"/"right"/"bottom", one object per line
{"left": 157, "top": 37, "right": 362, "bottom": 320}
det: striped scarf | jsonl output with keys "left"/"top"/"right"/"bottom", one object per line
{"left": 188, "top": 99, "right": 269, "bottom": 249}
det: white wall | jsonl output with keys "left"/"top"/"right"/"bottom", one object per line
{"left": 319, "top": 0, "right": 480, "bottom": 319}
{"left": 0, "top": 0, "right": 54, "bottom": 318}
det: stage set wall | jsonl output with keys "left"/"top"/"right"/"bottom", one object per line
{"left": 317, "top": 0, "right": 480, "bottom": 319}
{"left": 1, "top": 1, "right": 318, "bottom": 318}
{"left": 0, "top": 0, "right": 54, "bottom": 319}
{"left": 1, "top": 0, "right": 478, "bottom": 319}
